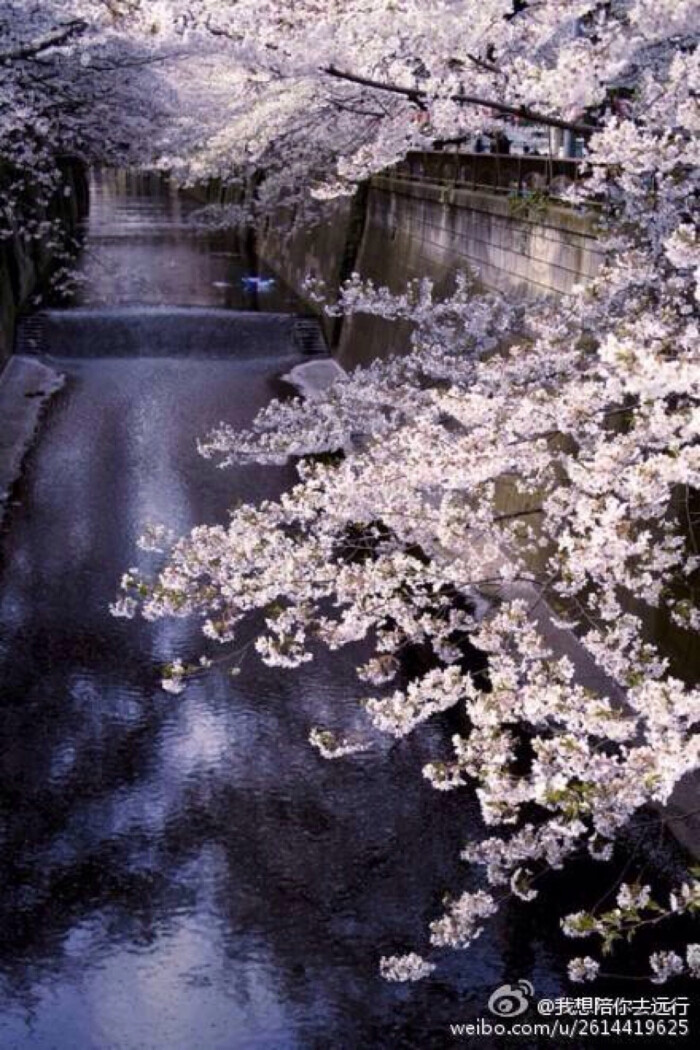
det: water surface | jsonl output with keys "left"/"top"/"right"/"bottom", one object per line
{"left": 0, "top": 172, "right": 695, "bottom": 1050}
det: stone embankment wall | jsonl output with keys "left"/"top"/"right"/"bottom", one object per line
{"left": 258, "top": 189, "right": 369, "bottom": 351}
{"left": 0, "top": 160, "right": 89, "bottom": 367}
{"left": 260, "top": 151, "right": 604, "bottom": 367}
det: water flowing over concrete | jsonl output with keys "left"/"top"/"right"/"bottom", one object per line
{"left": 0, "top": 172, "right": 694, "bottom": 1050}
{"left": 37, "top": 308, "right": 303, "bottom": 360}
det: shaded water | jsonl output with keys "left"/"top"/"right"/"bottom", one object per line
{"left": 0, "top": 172, "right": 695, "bottom": 1049}
{"left": 73, "top": 170, "right": 298, "bottom": 313}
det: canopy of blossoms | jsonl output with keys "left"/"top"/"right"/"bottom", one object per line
{"left": 5, "top": 0, "right": 698, "bottom": 987}
{"left": 0, "top": 0, "right": 179, "bottom": 263}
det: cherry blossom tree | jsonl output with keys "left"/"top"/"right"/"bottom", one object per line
{"left": 102, "top": 0, "right": 699, "bottom": 984}
{"left": 151, "top": 1, "right": 697, "bottom": 208}
{"left": 0, "top": 0, "right": 182, "bottom": 295}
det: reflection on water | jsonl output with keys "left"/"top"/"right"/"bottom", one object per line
{"left": 73, "top": 170, "right": 298, "bottom": 313}
{"left": 0, "top": 173, "right": 695, "bottom": 1050}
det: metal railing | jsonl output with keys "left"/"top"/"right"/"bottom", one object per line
{"left": 384, "top": 151, "right": 584, "bottom": 202}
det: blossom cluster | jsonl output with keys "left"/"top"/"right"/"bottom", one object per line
{"left": 108, "top": 0, "right": 700, "bottom": 987}
{"left": 564, "top": 879, "right": 700, "bottom": 983}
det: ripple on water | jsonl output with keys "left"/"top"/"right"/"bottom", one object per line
{"left": 0, "top": 171, "right": 696, "bottom": 1050}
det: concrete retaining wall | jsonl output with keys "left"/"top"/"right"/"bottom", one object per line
{"left": 258, "top": 190, "right": 369, "bottom": 350}
{"left": 364, "top": 174, "right": 603, "bottom": 298}
{"left": 257, "top": 153, "right": 604, "bottom": 367}
{"left": 0, "top": 160, "right": 89, "bottom": 368}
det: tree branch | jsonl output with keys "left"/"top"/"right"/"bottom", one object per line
{"left": 324, "top": 66, "right": 597, "bottom": 135}
{"left": 0, "top": 20, "right": 88, "bottom": 64}
{"left": 466, "top": 53, "right": 502, "bottom": 77}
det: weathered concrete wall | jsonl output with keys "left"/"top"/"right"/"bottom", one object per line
{"left": 191, "top": 155, "right": 601, "bottom": 363}
{"left": 258, "top": 190, "right": 369, "bottom": 350}
{"left": 0, "top": 160, "right": 89, "bottom": 368}
{"left": 363, "top": 175, "right": 602, "bottom": 297}
{"left": 256, "top": 153, "right": 603, "bottom": 367}
{"left": 335, "top": 173, "right": 603, "bottom": 367}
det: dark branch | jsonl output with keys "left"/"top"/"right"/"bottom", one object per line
{"left": 0, "top": 20, "right": 89, "bottom": 64}
{"left": 466, "top": 53, "right": 502, "bottom": 76}
{"left": 324, "top": 66, "right": 597, "bottom": 135}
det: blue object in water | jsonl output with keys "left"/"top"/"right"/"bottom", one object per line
{"left": 241, "top": 275, "right": 276, "bottom": 291}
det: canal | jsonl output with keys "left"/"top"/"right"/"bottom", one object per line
{"left": 0, "top": 172, "right": 694, "bottom": 1049}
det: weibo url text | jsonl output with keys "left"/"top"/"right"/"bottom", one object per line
{"left": 449, "top": 1018, "right": 690, "bottom": 1039}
